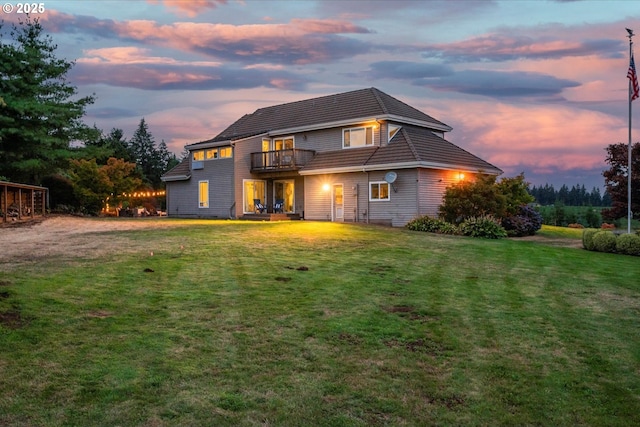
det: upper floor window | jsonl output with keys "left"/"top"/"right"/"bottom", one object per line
{"left": 219, "top": 147, "right": 232, "bottom": 158}
{"left": 343, "top": 127, "right": 373, "bottom": 149}
{"left": 264, "top": 137, "right": 294, "bottom": 151}
{"left": 193, "top": 146, "right": 233, "bottom": 161}
{"left": 206, "top": 149, "right": 218, "bottom": 160}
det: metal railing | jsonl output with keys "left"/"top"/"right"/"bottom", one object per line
{"left": 250, "top": 149, "right": 315, "bottom": 172}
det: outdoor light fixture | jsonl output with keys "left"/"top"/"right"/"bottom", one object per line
{"left": 458, "top": 173, "right": 465, "bottom": 181}
{"left": 322, "top": 183, "right": 330, "bottom": 192}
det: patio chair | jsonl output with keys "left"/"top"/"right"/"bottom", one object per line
{"left": 274, "top": 199, "right": 284, "bottom": 213}
{"left": 254, "top": 199, "right": 267, "bottom": 214}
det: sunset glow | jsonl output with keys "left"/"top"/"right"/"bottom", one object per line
{"left": 10, "top": 0, "right": 639, "bottom": 190}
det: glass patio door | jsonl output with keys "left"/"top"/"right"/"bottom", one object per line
{"left": 274, "top": 180, "right": 294, "bottom": 213}
{"left": 244, "top": 179, "right": 266, "bottom": 213}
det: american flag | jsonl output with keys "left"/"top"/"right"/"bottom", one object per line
{"left": 629, "top": 53, "right": 640, "bottom": 101}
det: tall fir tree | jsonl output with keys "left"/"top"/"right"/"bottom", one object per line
{"left": 0, "top": 18, "right": 95, "bottom": 184}
{"left": 128, "top": 118, "right": 167, "bottom": 188}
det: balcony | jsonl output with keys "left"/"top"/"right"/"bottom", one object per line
{"left": 250, "top": 149, "right": 315, "bottom": 173}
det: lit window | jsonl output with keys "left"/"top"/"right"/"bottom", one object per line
{"left": 219, "top": 147, "right": 232, "bottom": 158}
{"left": 199, "top": 180, "right": 209, "bottom": 208}
{"left": 192, "top": 150, "right": 204, "bottom": 161}
{"left": 206, "top": 149, "right": 218, "bottom": 160}
{"left": 343, "top": 127, "right": 373, "bottom": 148}
{"left": 370, "top": 182, "right": 390, "bottom": 201}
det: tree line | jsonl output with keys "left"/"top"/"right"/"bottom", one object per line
{"left": 527, "top": 184, "right": 611, "bottom": 207}
{"left": 0, "top": 18, "right": 178, "bottom": 215}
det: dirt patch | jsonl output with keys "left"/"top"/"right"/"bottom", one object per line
{"left": 383, "top": 305, "right": 415, "bottom": 313}
{"left": 0, "top": 216, "right": 182, "bottom": 269}
{"left": 0, "top": 310, "right": 27, "bottom": 329}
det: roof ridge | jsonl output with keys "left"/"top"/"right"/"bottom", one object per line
{"left": 399, "top": 126, "right": 421, "bottom": 161}
{"left": 370, "top": 87, "right": 389, "bottom": 115}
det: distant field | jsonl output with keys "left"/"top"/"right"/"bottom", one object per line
{"left": 1, "top": 217, "right": 639, "bottom": 426}
{"left": 536, "top": 204, "right": 640, "bottom": 230}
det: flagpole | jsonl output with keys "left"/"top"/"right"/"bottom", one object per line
{"left": 628, "top": 29, "right": 634, "bottom": 234}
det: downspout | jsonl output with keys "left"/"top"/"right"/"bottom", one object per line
{"left": 365, "top": 169, "right": 370, "bottom": 224}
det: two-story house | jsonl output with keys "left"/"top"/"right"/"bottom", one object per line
{"left": 161, "top": 87, "right": 502, "bottom": 226}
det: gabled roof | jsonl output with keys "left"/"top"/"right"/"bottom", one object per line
{"left": 300, "top": 124, "right": 502, "bottom": 175}
{"left": 189, "top": 88, "right": 451, "bottom": 147}
{"left": 160, "top": 158, "right": 191, "bottom": 182}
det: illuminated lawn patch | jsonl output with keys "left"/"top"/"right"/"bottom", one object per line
{"left": 1, "top": 220, "right": 639, "bottom": 426}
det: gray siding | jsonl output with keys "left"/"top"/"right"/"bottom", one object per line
{"left": 304, "top": 170, "right": 414, "bottom": 226}
{"left": 233, "top": 135, "right": 264, "bottom": 215}
{"left": 166, "top": 156, "right": 235, "bottom": 218}
{"left": 366, "top": 169, "right": 417, "bottom": 227}
{"left": 283, "top": 121, "right": 381, "bottom": 154}
{"left": 417, "top": 169, "right": 470, "bottom": 218}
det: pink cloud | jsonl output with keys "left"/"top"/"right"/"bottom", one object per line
{"left": 439, "top": 100, "right": 624, "bottom": 173}
{"left": 147, "top": 0, "right": 228, "bottom": 17}
{"left": 78, "top": 46, "right": 221, "bottom": 67}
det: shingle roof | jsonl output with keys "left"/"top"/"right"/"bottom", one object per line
{"left": 194, "top": 88, "right": 450, "bottom": 145}
{"left": 302, "top": 124, "right": 502, "bottom": 175}
{"left": 161, "top": 158, "right": 191, "bottom": 181}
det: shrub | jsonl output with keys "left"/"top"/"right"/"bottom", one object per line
{"left": 501, "top": 205, "right": 543, "bottom": 237}
{"left": 407, "top": 215, "right": 443, "bottom": 232}
{"left": 568, "top": 223, "right": 584, "bottom": 229}
{"left": 616, "top": 233, "right": 640, "bottom": 256}
{"left": 459, "top": 215, "right": 507, "bottom": 239}
{"left": 601, "top": 223, "right": 615, "bottom": 229}
{"left": 591, "top": 231, "right": 617, "bottom": 253}
{"left": 582, "top": 229, "right": 599, "bottom": 251}
{"left": 406, "top": 215, "right": 458, "bottom": 235}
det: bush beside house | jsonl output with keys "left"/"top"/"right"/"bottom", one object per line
{"left": 407, "top": 173, "right": 541, "bottom": 239}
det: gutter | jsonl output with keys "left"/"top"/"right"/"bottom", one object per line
{"left": 299, "top": 161, "right": 502, "bottom": 176}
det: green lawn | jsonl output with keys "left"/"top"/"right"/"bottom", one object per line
{"left": 2, "top": 219, "right": 640, "bottom": 426}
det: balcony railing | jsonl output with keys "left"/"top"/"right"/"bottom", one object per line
{"left": 250, "top": 149, "right": 315, "bottom": 172}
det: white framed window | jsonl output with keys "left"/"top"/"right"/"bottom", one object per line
{"left": 343, "top": 127, "right": 373, "bottom": 148}
{"left": 219, "top": 147, "right": 232, "bottom": 158}
{"left": 370, "top": 182, "right": 390, "bottom": 201}
{"left": 199, "top": 180, "right": 209, "bottom": 208}
{"left": 192, "top": 150, "right": 204, "bottom": 161}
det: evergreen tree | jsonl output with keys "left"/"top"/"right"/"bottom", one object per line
{"left": 129, "top": 118, "right": 162, "bottom": 188}
{"left": 128, "top": 119, "right": 175, "bottom": 188}
{"left": 0, "top": 18, "right": 95, "bottom": 184}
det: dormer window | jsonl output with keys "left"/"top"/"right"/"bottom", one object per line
{"left": 388, "top": 125, "right": 401, "bottom": 142}
{"left": 343, "top": 126, "right": 373, "bottom": 149}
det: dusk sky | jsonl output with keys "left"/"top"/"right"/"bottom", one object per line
{"left": 3, "top": 0, "right": 640, "bottom": 190}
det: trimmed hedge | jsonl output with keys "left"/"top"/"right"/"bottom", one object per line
{"left": 583, "top": 229, "right": 640, "bottom": 256}
{"left": 582, "top": 229, "right": 599, "bottom": 251}
{"left": 616, "top": 233, "right": 640, "bottom": 256}
{"left": 591, "top": 231, "right": 617, "bottom": 253}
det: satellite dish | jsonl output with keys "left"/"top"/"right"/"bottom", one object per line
{"left": 384, "top": 171, "right": 397, "bottom": 184}
{"left": 384, "top": 171, "right": 398, "bottom": 192}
